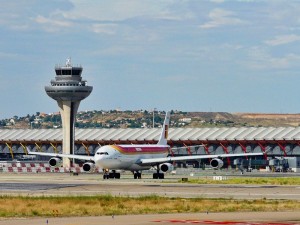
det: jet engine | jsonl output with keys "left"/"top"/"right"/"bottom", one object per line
{"left": 159, "top": 163, "right": 174, "bottom": 172}
{"left": 82, "top": 162, "right": 95, "bottom": 173}
{"left": 48, "top": 157, "right": 62, "bottom": 167}
{"left": 210, "top": 158, "right": 224, "bottom": 169}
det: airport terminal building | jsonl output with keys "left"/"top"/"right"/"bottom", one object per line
{"left": 1, "top": 127, "right": 300, "bottom": 171}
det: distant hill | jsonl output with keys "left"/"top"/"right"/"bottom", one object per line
{"left": 1, "top": 110, "right": 300, "bottom": 129}
{"left": 234, "top": 113, "right": 300, "bottom": 127}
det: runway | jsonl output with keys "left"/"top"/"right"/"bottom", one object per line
{"left": 0, "top": 173, "right": 300, "bottom": 200}
{"left": 0, "top": 173, "right": 300, "bottom": 224}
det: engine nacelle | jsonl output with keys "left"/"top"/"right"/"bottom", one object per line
{"left": 210, "top": 158, "right": 224, "bottom": 169}
{"left": 159, "top": 163, "right": 174, "bottom": 172}
{"left": 48, "top": 157, "right": 62, "bottom": 167}
{"left": 82, "top": 162, "right": 95, "bottom": 173}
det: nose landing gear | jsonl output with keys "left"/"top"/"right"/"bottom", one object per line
{"left": 133, "top": 171, "right": 142, "bottom": 179}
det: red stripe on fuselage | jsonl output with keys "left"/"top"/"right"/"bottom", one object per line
{"left": 111, "top": 145, "right": 169, "bottom": 155}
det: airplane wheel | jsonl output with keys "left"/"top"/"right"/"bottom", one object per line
{"left": 138, "top": 173, "right": 142, "bottom": 179}
{"left": 159, "top": 173, "right": 164, "bottom": 179}
{"left": 109, "top": 173, "right": 115, "bottom": 179}
{"left": 153, "top": 173, "right": 158, "bottom": 179}
{"left": 115, "top": 173, "right": 121, "bottom": 179}
{"left": 103, "top": 174, "right": 109, "bottom": 179}
{"left": 134, "top": 173, "right": 138, "bottom": 179}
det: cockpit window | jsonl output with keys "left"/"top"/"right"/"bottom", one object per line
{"left": 96, "top": 152, "right": 108, "bottom": 155}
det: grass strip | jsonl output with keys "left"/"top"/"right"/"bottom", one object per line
{"left": 179, "top": 177, "right": 300, "bottom": 185}
{"left": 1, "top": 195, "right": 300, "bottom": 217}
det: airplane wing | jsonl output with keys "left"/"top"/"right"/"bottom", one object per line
{"left": 139, "top": 152, "right": 263, "bottom": 165}
{"left": 27, "top": 148, "right": 94, "bottom": 161}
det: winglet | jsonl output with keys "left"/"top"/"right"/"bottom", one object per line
{"left": 157, "top": 111, "right": 170, "bottom": 145}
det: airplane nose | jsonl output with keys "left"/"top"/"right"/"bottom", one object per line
{"left": 95, "top": 154, "right": 105, "bottom": 167}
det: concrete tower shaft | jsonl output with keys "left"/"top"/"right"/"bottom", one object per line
{"left": 45, "top": 59, "right": 93, "bottom": 167}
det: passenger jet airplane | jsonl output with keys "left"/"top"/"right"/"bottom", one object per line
{"left": 28, "top": 111, "right": 262, "bottom": 179}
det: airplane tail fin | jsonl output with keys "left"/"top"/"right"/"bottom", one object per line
{"left": 157, "top": 111, "right": 170, "bottom": 145}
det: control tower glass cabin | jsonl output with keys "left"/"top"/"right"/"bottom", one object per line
{"left": 45, "top": 59, "right": 93, "bottom": 167}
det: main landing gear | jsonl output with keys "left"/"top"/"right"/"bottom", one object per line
{"left": 133, "top": 171, "right": 142, "bottom": 179}
{"left": 153, "top": 165, "right": 164, "bottom": 179}
{"left": 103, "top": 170, "right": 120, "bottom": 179}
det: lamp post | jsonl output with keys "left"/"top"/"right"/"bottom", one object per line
{"left": 153, "top": 108, "right": 156, "bottom": 128}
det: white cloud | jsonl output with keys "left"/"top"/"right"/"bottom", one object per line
{"left": 200, "top": 8, "right": 245, "bottom": 29}
{"left": 34, "top": 15, "right": 73, "bottom": 32}
{"left": 0, "top": 1, "right": 73, "bottom": 31}
{"left": 35, "top": 15, "right": 71, "bottom": 27}
{"left": 91, "top": 24, "right": 118, "bottom": 35}
{"left": 247, "top": 47, "right": 300, "bottom": 70}
{"left": 64, "top": 0, "right": 176, "bottom": 22}
{"left": 41, "top": 1, "right": 193, "bottom": 34}
{"left": 265, "top": 34, "right": 300, "bottom": 46}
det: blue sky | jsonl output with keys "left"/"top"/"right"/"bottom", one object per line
{"left": 1, "top": 0, "right": 300, "bottom": 119}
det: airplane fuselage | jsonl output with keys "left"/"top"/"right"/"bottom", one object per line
{"left": 94, "top": 144, "right": 169, "bottom": 171}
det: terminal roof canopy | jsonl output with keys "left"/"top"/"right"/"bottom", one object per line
{"left": 1, "top": 127, "right": 300, "bottom": 143}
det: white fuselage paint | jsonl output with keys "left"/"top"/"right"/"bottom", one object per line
{"left": 94, "top": 144, "right": 169, "bottom": 171}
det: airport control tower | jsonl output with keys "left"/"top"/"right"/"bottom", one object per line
{"left": 45, "top": 58, "right": 93, "bottom": 167}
